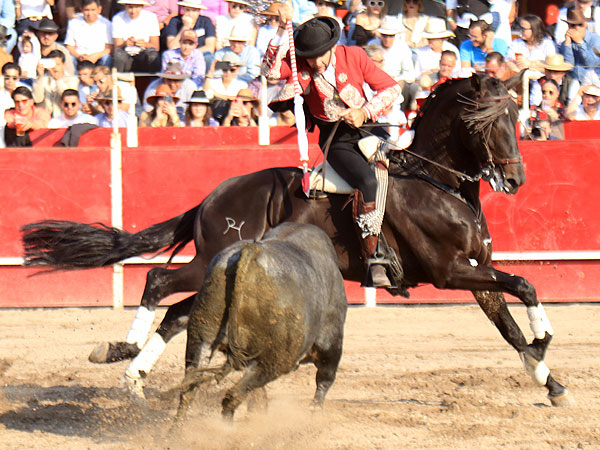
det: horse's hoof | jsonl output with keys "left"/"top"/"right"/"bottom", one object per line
{"left": 549, "top": 390, "right": 574, "bottom": 407}
{"left": 89, "top": 342, "right": 110, "bottom": 363}
{"left": 122, "top": 373, "right": 147, "bottom": 403}
{"left": 89, "top": 342, "right": 140, "bottom": 364}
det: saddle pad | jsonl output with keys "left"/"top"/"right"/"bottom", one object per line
{"left": 309, "top": 161, "right": 354, "bottom": 194}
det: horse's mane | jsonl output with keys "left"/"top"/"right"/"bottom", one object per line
{"left": 398, "top": 75, "right": 513, "bottom": 182}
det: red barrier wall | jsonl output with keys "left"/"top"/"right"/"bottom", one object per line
{"left": 1, "top": 126, "right": 599, "bottom": 307}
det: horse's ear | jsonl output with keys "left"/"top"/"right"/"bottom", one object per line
{"left": 470, "top": 72, "right": 482, "bottom": 93}
{"left": 503, "top": 69, "right": 527, "bottom": 96}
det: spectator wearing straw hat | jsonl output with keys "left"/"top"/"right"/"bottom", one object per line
{"left": 112, "top": 0, "right": 161, "bottom": 74}
{"left": 184, "top": 89, "right": 218, "bottom": 126}
{"left": 367, "top": 15, "right": 414, "bottom": 108}
{"left": 559, "top": 7, "right": 600, "bottom": 84}
{"left": 140, "top": 83, "right": 182, "bottom": 126}
{"left": 162, "top": 29, "right": 206, "bottom": 87}
{"left": 256, "top": 3, "right": 280, "bottom": 57}
{"left": 163, "top": 0, "right": 216, "bottom": 58}
{"left": 29, "top": 18, "right": 75, "bottom": 76}
{"left": 94, "top": 86, "right": 131, "bottom": 127}
{"left": 529, "top": 54, "right": 579, "bottom": 108}
{"left": 65, "top": 0, "right": 113, "bottom": 67}
{"left": 142, "top": 61, "right": 196, "bottom": 118}
{"left": 221, "top": 87, "right": 258, "bottom": 126}
{"left": 213, "top": 25, "right": 260, "bottom": 83}
{"left": 567, "top": 83, "right": 600, "bottom": 120}
{"left": 413, "top": 17, "right": 460, "bottom": 83}
{"left": 215, "top": 0, "right": 256, "bottom": 50}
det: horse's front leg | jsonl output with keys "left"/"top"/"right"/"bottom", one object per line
{"left": 89, "top": 256, "right": 206, "bottom": 365}
{"left": 441, "top": 259, "right": 571, "bottom": 406}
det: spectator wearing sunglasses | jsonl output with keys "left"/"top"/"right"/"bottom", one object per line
{"left": 204, "top": 52, "right": 248, "bottom": 99}
{"left": 48, "top": 88, "right": 96, "bottom": 128}
{"left": 348, "top": 0, "right": 387, "bottom": 46}
{"left": 215, "top": 0, "right": 256, "bottom": 50}
{"left": 559, "top": 7, "right": 600, "bottom": 83}
{"left": 4, "top": 86, "right": 50, "bottom": 147}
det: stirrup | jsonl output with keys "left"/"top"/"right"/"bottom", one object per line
{"left": 363, "top": 257, "right": 395, "bottom": 289}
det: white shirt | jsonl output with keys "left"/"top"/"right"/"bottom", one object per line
{"left": 574, "top": 104, "right": 600, "bottom": 120}
{"left": 48, "top": 111, "right": 96, "bottom": 128}
{"left": 65, "top": 15, "right": 113, "bottom": 55}
{"left": 112, "top": 10, "right": 160, "bottom": 43}
{"left": 368, "top": 37, "right": 415, "bottom": 83}
{"left": 508, "top": 37, "right": 556, "bottom": 63}
{"left": 413, "top": 42, "right": 461, "bottom": 80}
{"left": 490, "top": 0, "right": 515, "bottom": 45}
{"left": 19, "top": 0, "right": 52, "bottom": 19}
{"left": 215, "top": 13, "right": 255, "bottom": 49}
{"left": 206, "top": 77, "right": 248, "bottom": 99}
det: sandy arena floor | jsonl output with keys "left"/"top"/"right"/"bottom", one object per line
{"left": 0, "top": 304, "right": 599, "bottom": 449}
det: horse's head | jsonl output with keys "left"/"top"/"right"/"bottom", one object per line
{"left": 460, "top": 73, "right": 526, "bottom": 194}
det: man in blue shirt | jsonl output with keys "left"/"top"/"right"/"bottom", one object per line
{"left": 559, "top": 7, "right": 600, "bottom": 83}
{"left": 459, "top": 19, "right": 508, "bottom": 72}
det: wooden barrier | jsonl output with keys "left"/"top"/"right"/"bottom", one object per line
{"left": 1, "top": 126, "right": 599, "bottom": 307}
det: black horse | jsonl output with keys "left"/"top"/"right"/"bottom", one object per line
{"left": 22, "top": 73, "right": 571, "bottom": 406}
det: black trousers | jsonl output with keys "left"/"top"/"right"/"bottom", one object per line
{"left": 316, "top": 119, "right": 384, "bottom": 204}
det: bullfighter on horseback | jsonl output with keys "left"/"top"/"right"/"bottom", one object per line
{"left": 261, "top": 1, "right": 402, "bottom": 288}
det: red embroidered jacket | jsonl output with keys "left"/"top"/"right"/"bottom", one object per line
{"left": 261, "top": 38, "right": 402, "bottom": 122}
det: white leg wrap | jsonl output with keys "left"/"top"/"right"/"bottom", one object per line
{"left": 125, "top": 332, "right": 166, "bottom": 379}
{"left": 527, "top": 304, "right": 554, "bottom": 340}
{"left": 125, "top": 306, "right": 156, "bottom": 347}
{"left": 520, "top": 352, "right": 550, "bottom": 386}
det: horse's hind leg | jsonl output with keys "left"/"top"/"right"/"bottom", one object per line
{"left": 121, "top": 294, "right": 197, "bottom": 398}
{"left": 443, "top": 260, "right": 570, "bottom": 405}
{"left": 90, "top": 257, "right": 206, "bottom": 364}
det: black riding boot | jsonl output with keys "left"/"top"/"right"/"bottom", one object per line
{"left": 353, "top": 190, "right": 391, "bottom": 288}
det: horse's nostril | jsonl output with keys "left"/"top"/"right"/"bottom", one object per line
{"left": 506, "top": 178, "right": 519, "bottom": 193}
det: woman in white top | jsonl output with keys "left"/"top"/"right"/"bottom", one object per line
{"left": 396, "top": 0, "right": 428, "bottom": 49}
{"left": 203, "top": 57, "right": 248, "bottom": 99}
{"left": 508, "top": 14, "right": 556, "bottom": 71}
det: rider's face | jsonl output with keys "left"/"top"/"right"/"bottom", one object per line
{"left": 306, "top": 47, "right": 335, "bottom": 75}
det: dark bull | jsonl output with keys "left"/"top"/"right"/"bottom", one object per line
{"left": 174, "top": 223, "right": 348, "bottom": 421}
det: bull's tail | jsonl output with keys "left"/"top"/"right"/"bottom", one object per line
{"left": 21, "top": 204, "right": 200, "bottom": 270}
{"left": 226, "top": 242, "right": 263, "bottom": 369}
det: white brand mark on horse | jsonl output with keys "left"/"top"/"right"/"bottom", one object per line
{"left": 223, "top": 217, "right": 245, "bottom": 240}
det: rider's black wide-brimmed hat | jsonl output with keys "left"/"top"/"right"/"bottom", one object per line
{"left": 294, "top": 16, "right": 340, "bottom": 59}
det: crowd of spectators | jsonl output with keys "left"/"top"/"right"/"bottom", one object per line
{"left": 1, "top": 0, "right": 600, "bottom": 146}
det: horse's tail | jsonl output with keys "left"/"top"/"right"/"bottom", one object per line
{"left": 226, "top": 241, "right": 263, "bottom": 369}
{"left": 21, "top": 204, "right": 200, "bottom": 270}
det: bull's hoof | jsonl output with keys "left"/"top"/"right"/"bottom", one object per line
{"left": 549, "top": 390, "right": 574, "bottom": 407}
{"left": 122, "top": 373, "right": 147, "bottom": 404}
{"left": 88, "top": 341, "right": 141, "bottom": 364}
